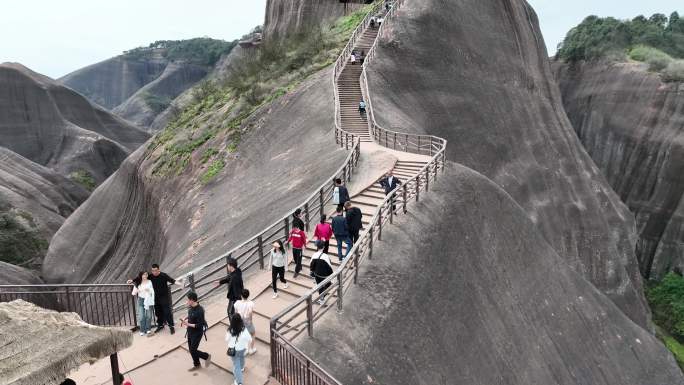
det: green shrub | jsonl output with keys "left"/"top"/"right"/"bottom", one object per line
{"left": 200, "top": 159, "right": 225, "bottom": 184}
{"left": 656, "top": 326, "right": 684, "bottom": 370}
{"left": 142, "top": 92, "right": 172, "bottom": 113}
{"left": 663, "top": 60, "right": 684, "bottom": 82}
{"left": 200, "top": 148, "right": 219, "bottom": 164}
{"left": 69, "top": 170, "right": 96, "bottom": 191}
{"left": 0, "top": 213, "right": 48, "bottom": 266}
{"left": 558, "top": 12, "right": 684, "bottom": 62}
{"left": 647, "top": 272, "right": 684, "bottom": 339}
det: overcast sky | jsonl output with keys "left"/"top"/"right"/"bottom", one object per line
{"left": 0, "top": 0, "right": 680, "bottom": 79}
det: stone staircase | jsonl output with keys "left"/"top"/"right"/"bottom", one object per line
{"left": 337, "top": 27, "right": 379, "bottom": 142}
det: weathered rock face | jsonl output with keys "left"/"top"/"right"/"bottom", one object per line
{"left": 0, "top": 63, "right": 149, "bottom": 184}
{"left": 299, "top": 165, "right": 684, "bottom": 385}
{"left": 0, "top": 262, "right": 42, "bottom": 285}
{"left": 43, "top": 69, "right": 347, "bottom": 284}
{"left": 60, "top": 53, "right": 209, "bottom": 131}
{"left": 366, "top": 0, "right": 649, "bottom": 327}
{"left": 0, "top": 147, "right": 88, "bottom": 270}
{"left": 263, "top": 0, "right": 364, "bottom": 39}
{"left": 111, "top": 62, "right": 208, "bottom": 128}
{"left": 59, "top": 56, "right": 167, "bottom": 110}
{"left": 553, "top": 60, "right": 684, "bottom": 281}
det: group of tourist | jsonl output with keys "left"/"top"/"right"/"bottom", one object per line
{"left": 123, "top": 172, "right": 402, "bottom": 384}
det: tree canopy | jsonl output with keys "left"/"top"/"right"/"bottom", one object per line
{"left": 123, "top": 37, "right": 237, "bottom": 66}
{"left": 557, "top": 12, "right": 684, "bottom": 61}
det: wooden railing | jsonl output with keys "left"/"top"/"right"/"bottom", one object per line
{"left": 169, "top": 140, "right": 360, "bottom": 312}
{"left": 0, "top": 284, "right": 137, "bottom": 327}
{"left": 271, "top": 0, "right": 448, "bottom": 384}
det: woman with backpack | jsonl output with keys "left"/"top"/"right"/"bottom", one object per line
{"left": 270, "top": 240, "right": 289, "bottom": 298}
{"left": 131, "top": 271, "right": 155, "bottom": 336}
{"left": 226, "top": 313, "right": 253, "bottom": 385}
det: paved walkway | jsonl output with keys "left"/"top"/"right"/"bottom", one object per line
{"left": 69, "top": 11, "right": 430, "bottom": 385}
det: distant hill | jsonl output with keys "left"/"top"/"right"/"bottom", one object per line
{"left": 60, "top": 38, "right": 237, "bottom": 130}
{"left": 0, "top": 63, "right": 150, "bottom": 186}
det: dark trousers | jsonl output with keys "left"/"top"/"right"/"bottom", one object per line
{"left": 227, "top": 298, "right": 237, "bottom": 316}
{"left": 322, "top": 239, "right": 330, "bottom": 254}
{"left": 315, "top": 276, "right": 332, "bottom": 295}
{"left": 350, "top": 229, "right": 360, "bottom": 245}
{"left": 154, "top": 298, "right": 174, "bottom": 328}
{"left": 272, "top": 266, "right": 286, "bottom": 292}
{"left": 293, "top": 248, "right": 303, "bottom": 273}
{"left": 188, "top": 332, "right": 208, "bottom": 367}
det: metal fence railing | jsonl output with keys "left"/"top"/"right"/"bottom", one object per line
{"left": 0, "top": 284, "right": 137, "bottom": 327}
{"left": 270, "top": 0, "right": 448, "bottom": 384}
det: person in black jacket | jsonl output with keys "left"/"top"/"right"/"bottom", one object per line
{"left": 128, "top": 263, "right": 178, "bottom": 334}
{"left": 331, "top": 206, "right": 352, "bottom": 261}
{"left": 333, "top": 178, "right": 350, "bottom": 211}
{"left": 379, "top": 171, "right": 402, "bottom": 211}
{"left": 344, "top": 201, "right": 363, "bottom": 245}
{"left": 180, "top": 291, "right": 211, "bottom": 371}
{"left": 215, "top": 258, "right": 244, "bottom": 316}
{"left": 310, "top": 241, "right": 334, "bottom": 305}
{"left": 292, "top": 208, "right": 305, "bottom": 231}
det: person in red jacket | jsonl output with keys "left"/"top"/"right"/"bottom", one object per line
{"left": 313, "top": 214, "right": 333, "bottom": 254}
{"left": 287, "top": 226, "right": 308, "bottom": 278}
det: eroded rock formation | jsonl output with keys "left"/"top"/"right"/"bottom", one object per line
{"left": 554, "top": 60, "right": 684, "bottom": 281}
{"left": 60, "top": 52, "right": 209, "bottom": 130}
{"left": 43, "top": 69, "right": 347, "bottom": 284}
{"left": 365, "top": 0, "right": 649, "bottom": 327}
{"left": 264, "top": 0, "right": 365, "bottom": 39}
{"left": 0, "top": 147, "right": 88, "bottom": 273}
{"left": 299, "top": 165, "right": 684, "bottom": 385}
{"left": 0, "top": 63, "right": 149, "bottom": 185}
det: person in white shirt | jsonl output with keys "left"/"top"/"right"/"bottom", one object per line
{"left": 131, "top": 271, "right": 155, "bottom": 336}
{"left": 270, "top": 240, "right": 289, "bottom": 298}
{"left": 226, "top": 314, "right": 253, "bottom": 385}
{"left": 233, "top": 289, "right": 257, "bottom": 355}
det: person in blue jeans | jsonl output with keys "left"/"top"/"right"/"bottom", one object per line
{"left": 226, "top": 313, "right": 252, "bottom": 385}
{"left": 331, "top": 206, "right": 352, "bottom": 261}
{"left": 131, "top": 271, "right": 155, "bottom": 336}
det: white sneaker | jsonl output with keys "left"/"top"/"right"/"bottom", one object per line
{"left": 283, "top": 283, "right": 289, "bottom": 289}
{"left": 272, "top": 292, "right": 278, "bottom": 299}
{"left": 139, "top": 332, "right": 145, "bottom": 336}
{"left": 317, "top": 297, "right": 326, "bottom": 305}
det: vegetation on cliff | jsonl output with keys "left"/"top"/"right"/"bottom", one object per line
{"left": 647, "top": 272, "right": 684, "bottom": 368}
{"left": 0, "top": 198, "right": 48, "bottom": 267}
{"left": 124, "top": 37, "right": 238, "bottom": 66}
{"left": 557, "top": 12, "right": 684, "bottom": 81}
{"left": 146, "top": 3, "right": 376, "bottom": 182}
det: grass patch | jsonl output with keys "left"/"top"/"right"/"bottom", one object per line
{"left": 69, "top": 170, "right": 96, "bottom": 191}
{"left": 200, "top": 159, "right": 225, "bottom": 184}
{"left": 656, "top": 326, "right": 684, "bottom": 370}
{"left": 147, "top": 2, "right": 378, "bottom": 182}
{"left": 142, "top": 92, "right": 173, "bottom": 113}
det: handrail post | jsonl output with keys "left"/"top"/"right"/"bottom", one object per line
{"left": 378, "top": 210, "right": 383, "bottom": 241}
{"left": 369, "top": 227, "right": 374, "bottom": 259}
{"left": 342, "top": 165, "right": 347, "bottom": 184}
{"left": 319, "top": 188, "right": 325, "bottom": 218}
{"left": 306, "top": 296, "right": 314, "bottom": 337}
{"left": 304, "top": 203, "right": 310, "bottom": 233}
{"left": 337, "top": 270, "right": 344, "bottom": 313}
{"left": 389, "top": 198, "right": 394, "bottom": 224}
{"left": 403, "top": 185, "right": 408, "bottom": 214}
{"left": 418, "top": 136, "right": 422, "bottom": 154}
{"left": 353, "top": 247, "right": 360, "bottom": 284}
{"left": 188, "top": 273, "right": 197, "bottom": 292}
{"left": 257, "top": 236, "right": 265, "bottom": 269}
{"left": 270, "top": 321, "right": 277, "bottom": 377}
{"left": 393, "top": 133, "right": 397, "bottom": 150}
{"left": 416, "top": 177, "right": 420, "bottom": 202}
{"left": 64, "top": 286, "right": 71, "bottom": 312}
{"left": 425, "top": 168, "right": 429, "bottom": 192}
{"left": 283, "top": 218, "right": 290, "bottom": 240}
